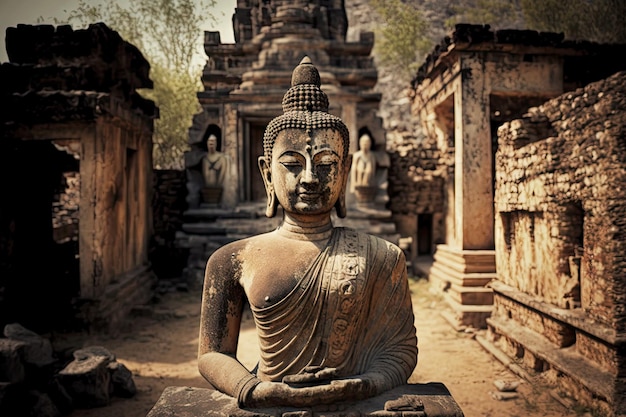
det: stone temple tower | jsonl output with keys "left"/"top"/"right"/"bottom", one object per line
{"left": 185, "top": 0, "right": 386, "bottom": 209}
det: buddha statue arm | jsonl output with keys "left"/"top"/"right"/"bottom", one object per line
{"left": 217, "top": 155, "right": 227, "bottom": 186}
{"left": 360, "top": 246, "right": 419, "bottom": 390}
{"left": 197, "top": 246, "right": 262, "bottom": 405}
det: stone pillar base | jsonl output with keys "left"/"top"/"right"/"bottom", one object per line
{"left": 146, "top": 383, "right": 464, "bottom": 417}
{"left": 429, "top": 244, "right": 495, "bottom": 330}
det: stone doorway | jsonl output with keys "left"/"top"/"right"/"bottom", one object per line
{"left": 0, "top": 138, "right": 81, "bottom": 332}
{"left": 417, "top": 213, "right": 433, "bottom": 255}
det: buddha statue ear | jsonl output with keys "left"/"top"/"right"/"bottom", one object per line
{"left": 335, "top": 154, "right": 352, "bottom": 218}
{"left": 258, "top": 156, "right": 278, "bottom": 218}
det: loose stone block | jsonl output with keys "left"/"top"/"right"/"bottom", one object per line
{"left": 0, "top": 338, "right": 26, "bottom": 383}
{"left": 58, "top": 354, "right": 111, "bottom": 408}
{"left": 3, "top": 323, "right": 55, "bottom": 367}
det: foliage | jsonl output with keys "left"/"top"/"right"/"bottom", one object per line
{"left": 47, "top": 0, "right": 217, "bottom": 169}
{"left": 370, "top": 0, "right": 433, "bottom": 82}
{"left": 443, "top": 0, "right": 626, "bottom": 44}
{"left": 521, "top": 0, "right": 626, "bottom": 43}
{"left": 445, "top": 0, "right": 525, "bottom": 30}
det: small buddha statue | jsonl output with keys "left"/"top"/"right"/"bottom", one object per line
{"left": 200, "top": 134, "right": 227, "bottom": 203}
{"left": 197, "top": 56, "right": 418, "bottom": 408}
{"left": 350, "top": 132, "right": 378, "bottom": 203}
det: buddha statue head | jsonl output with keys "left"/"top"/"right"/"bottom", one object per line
{"left": 258, "top": 56, "right": 351, "bottom": 219}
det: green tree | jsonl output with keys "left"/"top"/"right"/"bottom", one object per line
{"left": 49, "top": 0, "right": 217, "bottom": 169}
{"left": 370, "top": 0, "right": 433, "bottom": 81}
{"left": 521, "top": 0, "right": 626, "bottom": 43}
{"left": 445, "top": 0, "right": 525, "bottom": 30}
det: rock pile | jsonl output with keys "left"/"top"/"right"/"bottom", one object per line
{"left": 0, "top": 323, "right": 135, "bottom": 417}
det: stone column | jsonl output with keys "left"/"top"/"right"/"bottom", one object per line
{"left": 428, "top": 54, "right": 495, "bottom": 329}
{"left": 455, "top": 54, "right": 493, "bottom": 249}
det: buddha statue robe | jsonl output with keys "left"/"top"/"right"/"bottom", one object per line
{"left": 251, "top": 227, "right": 418, "bottom": 389}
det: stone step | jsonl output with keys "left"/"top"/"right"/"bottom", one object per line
{"left": 447, "top": 283, "right": 494, "bottom": 306}
{"left": 432, "top": 245, "right": 496, "bottom": 274}
{"left": 486, "top": 316, "right": 614, "bottom": 403}
{"left": 442, "top": 293, "right": 492, "bottom": 329}
{"left": 429, "top": 261, "right": 495, "bottom": 287}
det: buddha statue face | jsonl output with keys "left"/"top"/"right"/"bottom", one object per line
{"left": 207, "top": 135, "right": 218, "bottom": 153}
{"left": 266, "top": 128, "right": 349, "bottom": 216}
{"left": 359, "top": 134, "right": 372, "bottom": 152}
{"left": 259, "top": 56, "right": 351, "bottom": 218}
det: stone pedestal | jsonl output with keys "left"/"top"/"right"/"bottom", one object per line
{"left": 200, "top": 186, "right": 223, "bottom": 204}
{"left": 146, "top": 383, "right": 464, "bottom": 417}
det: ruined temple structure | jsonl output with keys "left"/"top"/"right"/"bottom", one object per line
{"left": 490, "top": 72, "right": 626, "bottom": 416}
{"left": 178, "top": 0, "right": 396, "bottom": 283}
{"left": 411, "top": 24, "right": 626, "bottom": 330}
{"left": 0, "top": 23, "right": 158, "bottom": 333}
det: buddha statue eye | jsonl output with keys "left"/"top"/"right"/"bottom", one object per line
{"left": 279, "top": 155, "right": 304, "bottom": 170}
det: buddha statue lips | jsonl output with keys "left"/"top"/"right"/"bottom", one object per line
{"left": 197, "top": 56, "right": 418, "bottom": 409}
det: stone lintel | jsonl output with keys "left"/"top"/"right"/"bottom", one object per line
{"left": 146, "top": 384, "right": 464, "bottom": 417}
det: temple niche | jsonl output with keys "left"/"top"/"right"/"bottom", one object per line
{"left": 179, "top": 0, "right": 395, "bottom": 282}
{"left": 0, "top": 23, "right": 157, "bottom": 333}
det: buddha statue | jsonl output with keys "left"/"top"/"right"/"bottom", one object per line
{"left": 202, "top": 134, "right": 227, "bottom": 188}
{"left": 200, "top": 134, "right": 228, "bottom": 204}
{"left": 350, "top": 132, "right": 379, "bottom": 203}
{"left": 197, "top": 56, "right": 418, "bottom": 408}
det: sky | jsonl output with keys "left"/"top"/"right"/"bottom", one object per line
{"left": 0, "top": 0, "right": 236, "bottom": 62}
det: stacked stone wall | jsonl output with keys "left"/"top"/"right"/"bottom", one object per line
{"left": 52, "top": 171, "right": 80, "bottom": 243}
{"left": 495, "top": 71, "right": 626, "bottom": 329}
{"left": 386, "top": 132, "right": 445, "bottom": 215}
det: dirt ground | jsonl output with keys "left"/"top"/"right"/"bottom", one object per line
{"left": 55, "top": 278, "right": 585, "bottom": 417}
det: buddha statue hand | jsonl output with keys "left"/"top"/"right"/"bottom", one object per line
{"left": 244, "top": 374, "right": 379, "bottom": 408}
{"left": 283, "top": 366, "right": 338, "bottom": 387}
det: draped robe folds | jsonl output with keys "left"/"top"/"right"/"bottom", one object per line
{"left": 251, "top": 227, "right": 418, "bottom": 388}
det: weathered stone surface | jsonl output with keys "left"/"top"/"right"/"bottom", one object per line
{"left": 72, "top": 346, "right": 115, "bottom": 362}
{"left": 491, "top": 71, "right": 626, "bottom": 416}
{"left": 146, "top": 384, "right": 463, "bottom": 417}
{"left": 1, "top": 22, "right": 157, "bottom": 335}
{"left": 108, "top": 361, "right": 136, "bottom": 398}
{"left": 3, "top": 323, "right": 55, "bottom": 367}
{"left": 27, "top": 390, "right": 62, "bottom": 417}
{"left": 58, "top": 353, "right": 111, "bottom": 408}
{"left": 0, "top": 338, "right": 26, "bottom": 383}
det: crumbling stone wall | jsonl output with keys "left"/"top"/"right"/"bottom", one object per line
{"left": 495, "top": 71, "right": 626, "bottom": 320}
{"left": 1, "top": 23, "right": 157, "bottom": 333}
{"left": 492, "top": 71, "right": 626, "bottom": 415}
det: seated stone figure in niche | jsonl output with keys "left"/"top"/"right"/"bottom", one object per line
{"left": 197, "top": 57, "right": 418, "bottom": 408}
{"left": 351, "top": 132, "right": 377, "bottom": 189}
{"left": 201, "top": 134, "right": 228, "bottom": 203}
{"left": 202, "top": 134, "right": 227, "bottom": 187}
